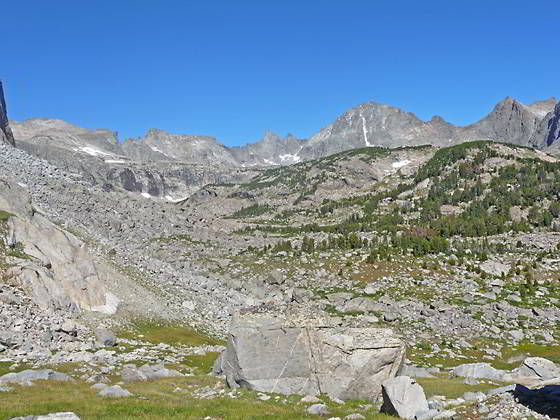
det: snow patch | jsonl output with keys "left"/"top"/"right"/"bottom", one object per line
{"left": 263, "top": 159, "right": 277, "bottom": 165}
{"left": 362, "top": 116, "right": 373, "bottom": 147}
{"left": 105, "top": 159, "right": 125, "bottom": 164}
{"left": 149, "top": 145, "right": 174, "bottom": 158}
{"left": 392, "top": 159, "right": 411, "bottom": 169}
{"left": 91, "top": 292, "right": 120, "bottom": 315}
{"left": 279, "top": 154, "right": 301, "bottom": 163}
{"left": 141, "top": 192, "right": 151, "bottom": 199}
{"left": 165, "top": 195, "right": 189, "bottom": 203}
{"left": 75, "top": 146, "right": 113, "bottom": 157}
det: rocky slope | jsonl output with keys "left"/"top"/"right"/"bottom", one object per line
{"left": 0, "top": 136, "right": 559, "bottom": 419}
{"left": 1, "top": 84, "right": 560, "bottom": 418}
{"left": 12, "top": 120, "right": 257, "bottom": 200}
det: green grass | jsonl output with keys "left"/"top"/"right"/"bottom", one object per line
{"left": 0, "top": 210, "right": 14, "bottom": 221}
{"left": 408, "top": 340, "right": 560, "bottom": 374}
{"left": 416, "top": 376, "right": 504, "bottom": 399}
{"left": 0, "top": 362, "right": 32, "bottom": 376}
{"left": 118, "top": 321, "right": 224, "bottom": 347}
{"left": 493, "top": 342, "right": 560, "bottom": 370}
{"left": 183, "top": 353, "right": 220, "bottom": 374}
{"left": 0, "top": 377, "right": 394, "bottom": 420}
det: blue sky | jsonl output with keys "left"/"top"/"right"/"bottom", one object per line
{"left": 2, "top": 1, "right": 559, "bottom": 146}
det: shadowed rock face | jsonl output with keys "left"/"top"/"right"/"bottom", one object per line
{"left": 0, "top": 81, "right": 15, "bottom": 147}
{"left": 542, "top": 103, "right": 560, "bottom": 148}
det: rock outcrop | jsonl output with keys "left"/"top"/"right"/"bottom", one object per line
{"left": 0, "top": 179, "right": 118, "bottom": 313}
{"left": 215, "top": 307, "right": 405, "bottom": 401}
{"left": 0, "top": 369, "right": 71, "bottom": 385}
{"left": 536, "top": 102, "right": 560, "bottom": 149}
{"left": 380, "top": 376, "right": 430, "bottom": 419}
{"left": 120, "top": 363, "right": 183, "bottom": 382}
{"left": 510, "top": 357, "right": 560, "bottom": 382}
{"left": 453, "top": 358, "right": 560, "bottom": 385}
{"left": 0, "top": 81, "right": 15, "bottom": 147}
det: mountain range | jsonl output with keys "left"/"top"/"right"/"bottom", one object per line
{"left": 5, "top": 90, "right": 560, "bottom": 199}
{"left": 10, "top": 96, "right": 560, "bottom": 167}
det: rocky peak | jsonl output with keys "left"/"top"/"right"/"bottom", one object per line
{"left": 544, "top": 102, "right": 560, "bottom": 147}
{"left": 430, "top": 115, "right": 446, "bottom": 123}
{"left": 0, "top": 81, "right": 15, "bottom": 147}
{"left": 262, "top": 131, "right": 281, "bottom": 142}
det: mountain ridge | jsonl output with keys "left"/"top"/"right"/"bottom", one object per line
{"left": 7, "top": 94, "right": 560, "bottom": 199}
{"left": 11, "top": 96, "right": 559, "bottom": 166}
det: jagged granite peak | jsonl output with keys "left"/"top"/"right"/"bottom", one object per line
{"left": 121, "top": 128, "right": 239, "bottom": 166}
{"left": 300, "top": 96, "right": 558, "bottom": 159}
{"left": 299, "top": 101, "right": 457, "bottom": 159}
{"left": 526, "top": 97, "right": 557, "bottom": 117}
{"left": 0, "top": 81, "right": 15, "bottom": 147}
{"left": 456, "top": 96, "right": 552, "bottom": 147}
{"left": 535, "top": 102, "right": 560, "bottom": 150}
{"left": 230, "top": 131, "right": 306, "bottom": 166}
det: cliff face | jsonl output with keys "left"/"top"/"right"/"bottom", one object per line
{"left": 0, "top": 82, "right": 15, "bottom": 147}
{"left": 543, "top": 103, "right": 560, "bottom": 148}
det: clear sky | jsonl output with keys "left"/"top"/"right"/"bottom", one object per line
{"left": 2, "top": 1, "right": 559, "bottom": 146}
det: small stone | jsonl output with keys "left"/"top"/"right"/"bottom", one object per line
{"left": 94, "top": 329, "right": 117, "bottom": 347}
{"left": 97, "top": 385, "right": 132, "bottom": 398}
{"left": 301, "top": 395, "right": 322, "bottom": 403}
{"left": 344, "top": 414, "right": 366, "bottom": 420}
{"left": 307, "top": 403, "right": 330, "bottom": 415}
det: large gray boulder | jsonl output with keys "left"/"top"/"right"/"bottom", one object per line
{"left": 94, "top": 328, "right": 117, "bottom": 347}
{"left": 452, "top": 363, "right": 508, "bottom": 381}
{"left": 0, "top": 369, "right": 71, "bottom": 385}
{"left": 479, "top": 260, "right": 510, "bottom": 277}
{"left": 120, "top": 363, "right": 183, "bottom": 382}
{"left": 97, "top": 385, "right": 133, "bottom": 398}
{"left": 510, "top": 357, "right": 560, "bottom": 381}
{"left": 380, "top": 376, "right": 429, "bottom": 419}
{"left": 339, "top": 297, "right": 381, "bottom": 313}
{"left": 216, "top": 307, "right": 405, "bottom": 401}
